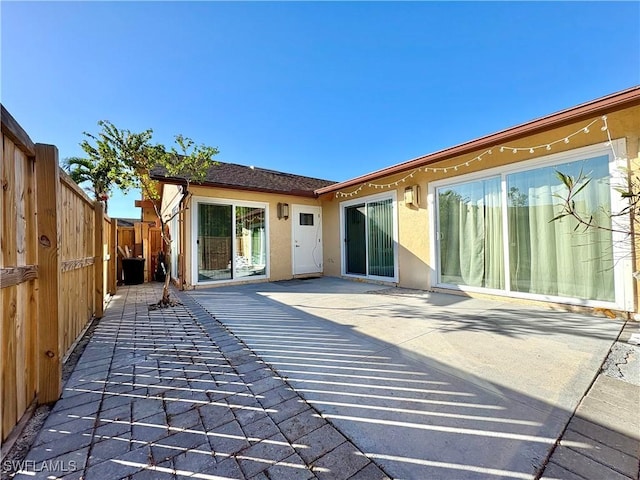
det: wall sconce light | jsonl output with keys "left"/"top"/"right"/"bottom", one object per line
{"left": 277, "top": 202, "right": 290, "bottom": 220}
{"left": 404, "top": 185, "right": 420, "bottom": 207}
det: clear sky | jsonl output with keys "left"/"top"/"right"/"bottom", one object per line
{"left": 2, "top": 1, "right": 639, "bottom": 218}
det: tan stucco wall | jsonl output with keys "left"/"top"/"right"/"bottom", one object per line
{"left": 320, "top": 105, "right": 640, "bottom": 311}
{"left": 181, "top": 185, "right": 322, "bottom": 288}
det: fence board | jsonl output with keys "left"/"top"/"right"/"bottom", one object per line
{"left": 103, "top": 216, "right": 111, "bottom": 302}
{"left": 2, "top": 286, "right": 17, "bottom": 438}
{"left": 94, "top": 202, "right": 104, "bottom": 319}
{"left": 2, "top": 109, "right": 117, "bottom": 442}
{"left": 35, "top": 143, "right": 62, "bottom": 405}
{"left": 2, "top": 138, "right": 16, "bottom": 267}
{"left": 1, "top": 133, "right": 38, "bottom": 443}
{"left": 117, "top": 227, "right": 135, "bottom": 282}
{"left": 1, "top": 104, "right": 35, "bottom": 157}
{"left": 58, "top": 176, "right": 97, "bottom": 355}
{"left": 109, "top": 220, "right": 117, "bottom": 294}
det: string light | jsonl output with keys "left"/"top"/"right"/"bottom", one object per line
{"left": 334, "top": 116, "right": 615, "bottom": 198}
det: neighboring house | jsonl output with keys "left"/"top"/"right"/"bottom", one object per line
{"left": 152, "top": 86, "right": 640, "bottom": 314}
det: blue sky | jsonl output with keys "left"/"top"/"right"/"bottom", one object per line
{"left": 3, "top": 1, "right": 639, "bottom": 218}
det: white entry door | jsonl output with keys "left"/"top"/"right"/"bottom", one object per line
{"left": 292, "top": 205, "right": 322, "bottom": 275}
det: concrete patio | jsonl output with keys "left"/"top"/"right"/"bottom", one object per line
{"left": 6, "top": 278, "right": 639, "bottom": 479}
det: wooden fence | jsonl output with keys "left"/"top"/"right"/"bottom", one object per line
{"left": 116, "top": 223, "right": 163, "bottom": 283}
{"left": 1, "top": 106, "right": 116, "bottom": 448}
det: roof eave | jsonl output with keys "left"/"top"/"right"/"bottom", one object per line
{"left": 315, "top": 86, "right": 640, "bottom": 195}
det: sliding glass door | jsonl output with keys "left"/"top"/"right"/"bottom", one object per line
{"left": 438, "top": 177, "right": 504, "bottom": 289}
{"left": 345, "top": 205, "right": 366, "bottom": 275}
{"left": 435, "top": 151, "right": 618, "bottom": 304}
{"left": 234, "top": 206, "right": 266, "bottom": 279}
{"left": 506, "top": 157, "right": 614, "bottom": 301}
{"left": 197, "top": 201, "right": 267, "bottom": 283}
{"left": 343, "top": 195, "right": 396, "bottom": 280}
{"left": 198, "top": 204, "right": 232, "bottom": 281}
{"left": 368, "top": 199, "right": 395, "bottom": 277}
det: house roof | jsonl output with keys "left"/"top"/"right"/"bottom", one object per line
{"left": 115, "top": 217, "right": 142, "bottom": 227}
{"left": 315, "top": 85, "right": 640, "bottom": 195}
{"left": 152, "top": 161, "right": 335, "bottom": 198}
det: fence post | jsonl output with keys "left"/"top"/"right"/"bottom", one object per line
{"left": 35, "top": 144, "right": 62, "bottom": 404}
{"left": 109, "top": 219, "right": 117, "bottom": 294}
{"left": 94, "top": 201, "right": 104, "bottom": 318}
{"left": 142, "top": 222, "right": 150, "bottom": 282}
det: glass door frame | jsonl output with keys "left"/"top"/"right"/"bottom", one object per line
{"left": 191, "top": 196, "right": 270, "bottom": 285}
{"left": 339, "top": 191, "right": 399, "bottom": 283}
{"left": 427, "top": 139, "right": 632, "bottom": 311}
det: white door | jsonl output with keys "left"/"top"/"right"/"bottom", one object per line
{"left": 292, "top": 205, "right": 322, "bottom": 275}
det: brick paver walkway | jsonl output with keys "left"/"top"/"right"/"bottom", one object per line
{"left": 10, "top": 285, "right": 388, "bottom": 480}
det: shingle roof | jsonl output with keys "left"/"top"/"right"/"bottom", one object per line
{"left": 151, "top": 161, "right": 335, "bottom": 197}
{"left": 115, "top": 217, "right": 142, "bottom": 227}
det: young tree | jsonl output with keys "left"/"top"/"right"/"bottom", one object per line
{"left": 552, "top": 168, "right": 638, "bottom": 235}
{"left": 80, "top": 120, "right": 219, "bottom": 306}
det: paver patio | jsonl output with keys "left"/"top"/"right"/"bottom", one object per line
{"left": 9, "top": 284, "right": 386, "bottom": 480}
{"left": 6, "top": 278, "right": 639, "bottom": 480}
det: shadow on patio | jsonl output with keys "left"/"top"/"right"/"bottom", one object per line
{"left": 186, "top": 278, "right": 637, "bottom": 479}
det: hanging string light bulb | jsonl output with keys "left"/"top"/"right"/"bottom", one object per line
{"left": 334, "top": 116, "right": 613, "bottom": 198}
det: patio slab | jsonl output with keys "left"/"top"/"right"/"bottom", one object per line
{"left": 186, "top": 277, "right": 635, "bottom": 480}
{"left": 6, "top": 279, "right": 637, "bottom": 480}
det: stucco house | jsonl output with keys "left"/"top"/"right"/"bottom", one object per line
{"left": 151, "top": 86, "right": 640, "bottom": 314}
{"left": 153, "top": 162, "right": 335, "bottom": 288}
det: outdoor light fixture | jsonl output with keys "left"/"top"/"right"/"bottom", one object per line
{"left": 277, "top": 202, "right": 290, "bottom": 220}
{"left": 404, "top": 185, "right": 419, "bottom": 207}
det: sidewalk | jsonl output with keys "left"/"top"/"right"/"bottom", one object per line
{"left": 7, "top": 284, "right": 387, "bottom": 480}
{"left": 540, "top": 322, "right": 640, "bottom": 480}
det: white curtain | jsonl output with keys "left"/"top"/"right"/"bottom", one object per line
{"left": 440, "top": 155, "right": 615, "bottom": 302}
{"left": 439, "top": 177, "right": 503, "bottom": 289}
{"left": 508, "top": 156, "right": 614, "bottom": 301}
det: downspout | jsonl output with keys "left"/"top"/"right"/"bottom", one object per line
{"left": 178, "top": 184, "right": 189, "bottom": 290}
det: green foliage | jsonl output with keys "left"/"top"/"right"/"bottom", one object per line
{"left": 73, "top": 120, "right": 219, "bottom": 207}
{"left": 551, "top": 167, "right": 637, "bottom": 236}
{"left": 73, "top": 121, "right": 220, "bottom": 305}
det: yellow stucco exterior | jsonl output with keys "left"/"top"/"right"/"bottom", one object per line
{"left": 179, "top": 185, "right": 323, "bottom": 289}
{"left": 160, "top": 97, "right": 639, "bottom": 314}
{"left": 319, "top": 105, "right": 640, "bottom": 313}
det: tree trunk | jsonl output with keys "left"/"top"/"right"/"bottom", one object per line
{"left": 150, "top": 221, "right": 176, "bottom": 309}
{"left": 161, "top": 248, "right": 171, "bottom": 304}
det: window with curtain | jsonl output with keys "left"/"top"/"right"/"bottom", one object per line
{"left": 507, "top": 155, "right": 614, "bottom": 301}
{"left": 436, "top": 154, "right": 615, "bottom": 303}
{"left": 438, "top": 177, "right": 504, "bottom": 289}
